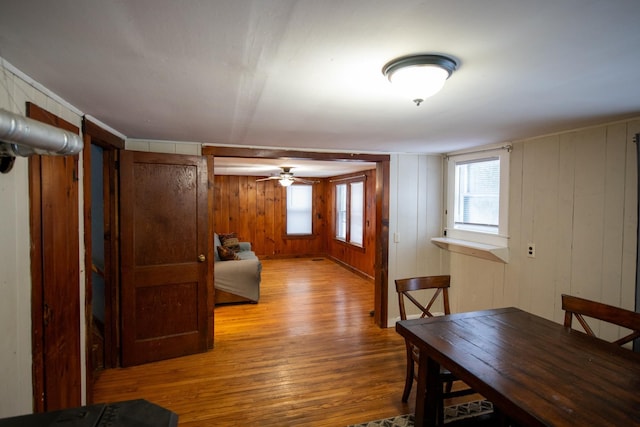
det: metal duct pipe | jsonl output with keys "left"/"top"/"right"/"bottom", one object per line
{"left": 0, "top": 108, "right": 83, "bottom": 157}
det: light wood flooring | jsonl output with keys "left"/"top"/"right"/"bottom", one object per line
{"left": 93, "top": 258, "right": 414, "bottom": 426}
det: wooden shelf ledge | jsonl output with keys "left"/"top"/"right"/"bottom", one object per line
{"left": 431, "top": 237, "right": 509, "bottom": 263}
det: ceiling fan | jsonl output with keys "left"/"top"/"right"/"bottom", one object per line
{"left": 256, "top": 167, "right": 318, "bottom": 187}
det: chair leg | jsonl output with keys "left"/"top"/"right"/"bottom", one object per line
{"left": 401, "top": 348, "right": 414, "bottom": 402}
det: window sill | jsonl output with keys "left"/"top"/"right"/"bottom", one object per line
{"left": 431, "top": 237, "right": 509, "bottom": 263}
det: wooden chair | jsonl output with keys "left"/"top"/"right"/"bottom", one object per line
{"left": 395, "top": 275, "right": 476, "bottom": 424}
{"left": 561, "top": 294, "right": 640, "bottom": 346}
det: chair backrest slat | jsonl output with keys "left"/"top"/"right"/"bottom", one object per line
{"left": 395, "top": 275, "right": 451, "bottom": 321}
{"left": 561, "top": 294, "right": 640, "bottom": 347}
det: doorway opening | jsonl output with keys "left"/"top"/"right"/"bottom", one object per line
{"left": 202, "top": 146, "right": 390, "bottom": 328}
{"left": 82, "top": 118, "right": 124, "bottom": 402}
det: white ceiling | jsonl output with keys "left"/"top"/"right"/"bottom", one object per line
{"left": 1, "top": 0, "right": 640, "bottom": 160}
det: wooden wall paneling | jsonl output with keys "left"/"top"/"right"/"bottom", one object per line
{"left": 555, "top": 133, "right": 577, "bottom": 323}
{"left": 528, "top": 137, "right": 561, "bottom": 320}
{"left": 602, "top": 123, "right": 627, "bottom": 304}
{"left": 229, "top": 177, "right": 241, "bottom": 233}
{"left": 518, "top": 140, "right": 537, "bottom": 313}
{"left": 423, "top": 156, "right": 443, "bottom": 275}
{"left": 316, "top": 180, "right": 327, "bottom": 251}
{"left": 245, "top": 177, "right": 256, "bottom": 244}
{"left": 212, "top": 175, "right": 345, "bottom": 259}
{"left": 237, "top": 176, "right": 249, "bottom": 241}
{"left": 326, "top": 179, "right": 336, "bottom": 252}
{"left": 264, "top": 181, "right": 276, "bottom": 256}
{"left": 395, "top": 155, "right": 420, "bottom": 278}
{"left": 255, "top": 181, "right": 266, "bottom": 252}
{"left": 600, "top": 123, "right": 630, "bottom": 342}
{"left": 453, "top": 254, "right": 505, "bottom": 313}
{"left": 214, "top": 175, "right": 229, "bottom": 233}
{"left": 622, "top": 120, "right": 640, "bottom": 311}
{"left": 274, "top": 181, "right": 283, "bottom": 255}
{"left": 312, "top": 180, "right": 320, "bottom": 242}
{"left": 415, "top": 155, "right": 429, "bottom": 276}
{"left": 571, "top": 127, "right": 607, "bottom": 306}
{"left": 323, "top": 180, "right": 330, "bottom": 252}
{"left": 504, "top": 142, "right": 525, "bottom": 310}
{"left": 229, "top": 176, "right": 239, "bottom": 234}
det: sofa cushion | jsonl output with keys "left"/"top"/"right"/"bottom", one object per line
{"left": 235, "top": 250, "right": 257, "bottom": 260}
{"left": 219, "top": 232, "right": 241, "bottom": 252}
{"left": 217, "top": 245, "right": 238, "bottom": 261}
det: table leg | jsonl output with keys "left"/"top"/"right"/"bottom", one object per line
{"left": 415, "top": 354, "right": 440, "bottom": 427}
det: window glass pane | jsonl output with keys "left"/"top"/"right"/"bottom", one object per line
{"left": 336, "top": 184, "right": 347, "bottom": 240}
{"left": 454, "top": 157, "right": 499, "bottom": 233}
{"left": 286, "top": 185, "right": 312, "bottom": 235}
{"left": 349, "top": 182, "right": 364, "bottom": 245}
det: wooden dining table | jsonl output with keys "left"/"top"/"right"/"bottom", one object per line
{"left": 395, "top": 307, "right": 640, "bottom": 427}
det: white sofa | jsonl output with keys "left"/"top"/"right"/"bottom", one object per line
{"left": 214, "top": 233, "right": 262, "bottom": 304}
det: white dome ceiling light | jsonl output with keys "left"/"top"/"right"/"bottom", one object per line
{"left": 382, "top": 54, "right": 458, "bottom": 106}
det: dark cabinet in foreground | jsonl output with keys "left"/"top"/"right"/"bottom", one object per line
{"left": 0, "top": 399, "right": 177, "bottom": 427}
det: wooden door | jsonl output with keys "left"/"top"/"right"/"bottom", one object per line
{"left": 120, "top": 151, "right": 209, "bottom": 366}
{"left": 28, "top": 102, "right": 81, "bottom": 411}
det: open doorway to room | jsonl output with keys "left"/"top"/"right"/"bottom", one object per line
{"left": 202, "top": 146, "right": 390, "bottom": 328}
{"left": 82, "top": 118, "right": 123, "bottom": 402}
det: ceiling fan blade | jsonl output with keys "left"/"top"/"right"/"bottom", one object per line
{"left": 293, "top": 177, "right": 319, "bottom": 184}
{"left": 256, "top": 176, "right": 280, "bottom": 182}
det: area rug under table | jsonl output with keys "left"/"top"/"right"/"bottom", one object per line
{"left": 348, "top": 399, "right": 494, "bottom": 427}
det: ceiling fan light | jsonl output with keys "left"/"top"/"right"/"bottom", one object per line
{"left": 382, "top": 54, "right": 457, "bottom": 105}
{"left": 279, "top": 177, "right": 294, "bottom": 187}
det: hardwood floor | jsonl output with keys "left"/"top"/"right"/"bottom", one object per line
{"left": 93, "top": 258, "right": 414, "bottom": 426}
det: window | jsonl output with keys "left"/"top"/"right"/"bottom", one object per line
{"left": 454, "top": 157, "right": 499, "bottom": 233}
{"left": 286, "top": 184, "right": 313, "bottom": 235}
{"left": 335, "top": 179, "right": 365, "bottom": 246}
{"left": 349, "top": 182, "right": 364, "bottom": 245}
{"left": 446, "top": 147, "right": 509, "bottom": 247}
{"left": 336, "top": 184, "right": 347, "bottom": 240}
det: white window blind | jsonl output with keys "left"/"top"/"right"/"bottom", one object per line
{"left": 349, "top": 181, "right": 364, "bottom": 245}
{"left": 286, "top": 185, "right": 313, "bottom": 235}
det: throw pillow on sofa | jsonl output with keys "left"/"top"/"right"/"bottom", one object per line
{"left": 217, "top": 245, "right": 239, "bottom": 261}
{"left": 219, "top": 232, "right": 241, "bottom": 252}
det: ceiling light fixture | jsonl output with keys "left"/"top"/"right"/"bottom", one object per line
{"left": 256, "top": 167, "right": 318, "bottom": 187}
{"left": 382, "top": 54, "right": 458, "bottom": 106}
{"left": 279, "top": 175, "right": 294, "bottom": 187}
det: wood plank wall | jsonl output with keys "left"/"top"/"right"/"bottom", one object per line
{"left": 446, "top": 119, "right": 640, "bottom": 343}
{"left": 213, "top": 170, "right": 377, "bottom": 278}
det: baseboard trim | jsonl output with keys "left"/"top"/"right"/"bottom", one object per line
{"left": 327, "top": 256, "right": 374, "bottom": 281}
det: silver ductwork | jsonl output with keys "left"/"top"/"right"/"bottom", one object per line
{"left": 0, "top": 108, "right": 83, "bottom": 157}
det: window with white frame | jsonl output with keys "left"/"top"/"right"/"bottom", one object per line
{"left": 335, "top": 179, "right": 365, "bottom": 246}
{"left": 286, "top": 184, "right": 313, "bottom": 235}
{"left": 446, "top": 147, "right": 510, "bottom": 247}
